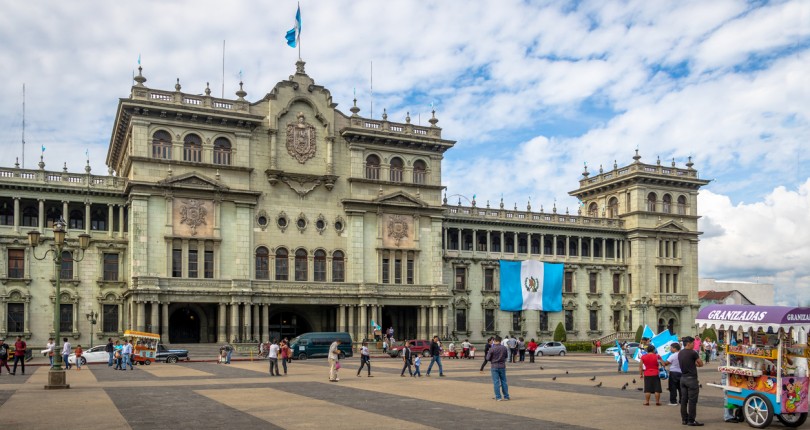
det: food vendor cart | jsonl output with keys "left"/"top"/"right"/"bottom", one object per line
{"left": 123, "top": 330, "right": 160, "bottom": 365}
{"left": 696, "top": 305, "right": 809, "bottom": 428}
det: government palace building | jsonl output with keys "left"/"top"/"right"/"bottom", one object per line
{"left": 0, "top": 60, "right": 710, "bottom": 346}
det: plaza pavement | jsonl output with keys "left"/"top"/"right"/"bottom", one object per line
{"left": 0, "top": 353, "right": 744, "bottom": 429}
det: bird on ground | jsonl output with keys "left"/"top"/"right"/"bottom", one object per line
{"left": 565, "top": 371, "right": 569, "bottom": 374}
{"left": 589, "top": 376, "right": 596, "bottom": 381}
{"left": 540, "top": 367, "right": 544, "bottom": 370}
{"left": 621, "top": 385, "right": 627, "bottom": 390}
{"left": 632, "top": 378, "right": 637, "bottom": 384}
{"left": 636, "top": 387, "right": 643, "bottom": 391}
{"left": 595, "top": 382, "right": 602, "bottom": 387}
{"left": 552, "top": 376, "right": 557, "bottom": 381}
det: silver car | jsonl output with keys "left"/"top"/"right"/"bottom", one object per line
{"left": 536, "top": 341, "right": 567, "bottom": 356}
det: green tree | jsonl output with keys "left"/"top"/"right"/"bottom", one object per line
{"left": 700, "top": 328, "right": 717, "bottom": 342}
{"left": 553, "top": 322, "right": 567, "bottom": 342}
{"left": 634, "top": 325, "right": 644, "bottom": 343}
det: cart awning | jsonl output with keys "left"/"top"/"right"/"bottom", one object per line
{"left": 695, "top": 304, "right": 810, "bottom": 332}
{"left": 123, "top": 330, "right": 161, "bottom": 340}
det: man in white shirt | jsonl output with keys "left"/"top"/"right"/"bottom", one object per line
{"left": 267, "top": 339, "right": 280, "bottom": 376}
{"left": 61, "top": 337, "right": 72, "bottom": 370}
{"left": 328, "top": 339, "right": 341, "bottom": 382}
{"left": 122, "top": 340, "right": 134, "bottom": 370}
{"left": 356, "top": 341, "right": 372, "bottom": 377}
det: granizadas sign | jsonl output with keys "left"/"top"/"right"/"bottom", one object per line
{"left": 706, "top": 310, "right": 768, "bottom": 322}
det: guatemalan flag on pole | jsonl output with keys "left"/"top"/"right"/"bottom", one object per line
{"left": 499, "top": 260, "right": 563, "bottom": 311}
{"left": 285, "top": 4, "right": 302, "bottom": 48}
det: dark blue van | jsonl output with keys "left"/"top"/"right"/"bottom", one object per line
{"left": 289, "top": 332, "right": 353, "bottom": 360}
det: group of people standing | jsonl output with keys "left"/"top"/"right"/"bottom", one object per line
{"left": 261, "top": 339, "right": 291, "bottom": 376}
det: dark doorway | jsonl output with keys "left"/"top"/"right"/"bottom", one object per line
{"left": 382, "top": 306, "right": 418, "bottom": 341}
{"left": 268, "top": 310, "right": 313, "bottom": 341}
{"left": 170, "top": 306, "right": 201, "bottom": 343}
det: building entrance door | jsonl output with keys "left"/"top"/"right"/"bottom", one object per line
{"left": 169, "top": 307, "right": 201, "bottom": 343}
{"left": 268, "top": 311, "right": 313, "bottom": 341}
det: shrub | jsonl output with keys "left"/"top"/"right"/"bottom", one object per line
{"left": 553, "top": 322, "right": 567, "bottom": 342}
{"left": 700, "top": 328, "right": 717, "bottom": 342}
{"left": 634, "top": 325, "right": 644, "bottom": 343}
{"left": 563, "top": 341, "right": 595, "bottom": 352}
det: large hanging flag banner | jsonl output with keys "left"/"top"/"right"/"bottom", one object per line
{"left": 499, "top": 260, "right": 563, "bottom": 311}
{"left": 651, "top": 329, "right": 679, "bottom": 361}
{"left": 642, "top": 325, "right": 655, "bottom": 340}
{"left": 285, "top": 4, "right": 302, "bottom": 48}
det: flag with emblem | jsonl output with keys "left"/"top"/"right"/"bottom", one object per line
{"left": 651, "top": 329, "right": 678, "bottom": 361}
{"left": 499, "top": 260, "right": 563, "bottom": 311}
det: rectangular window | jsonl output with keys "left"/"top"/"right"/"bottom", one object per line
{"left": 665, "top": 240, "right": 670, "bottom": 258}
{"left": 673, "top": 241, "right": 678, "bottom": 258}
{"left": 665, "top": 273, "right": 670, "bottom": 293}
{"left": 275, "top": 255, "right": 288, "bottom": 281}
{"left": 294, "top": 257, "right": 307, "bottom": 282}
{"left": 564, "top": 272, "right": 573, "bottom": 293}
{"left": 564, "top": 310, "right": 574, "bottom": 331}
{"left": 512, "top": 311, "right": 521, "bottom": 331}
{"left": 333, "top": 257, "right": 345, "bottom": 283}
{"left": 455, "top": 309, "right": 467, "bottom": 332}
{"left": 628, "top": 274, "right": 632, "bottom": 294}
{"left": 314, "top": 258, "right": 326, "bottom": 282}
{"left": 188, "top": 250, "right": 198, "bottom": 278}
{"left": 589, "top": 273, "right": 597, "bottom": 293}
{"left": 172, "top": 248, "right": 182, "bottom": 277}
{"left": 60, "top": 304, "right": 73, "bottom": 333}
{"left": 103, "top": 253, "right": 119, "bottom": 281}
{"left": 7, "top": 249, "right": 24, "bottom": 279}
{"left": 484, "top": 309, "right": 495, "bottom": 331}
{"left": 394, "top": 258, "right": 402, "bottom": 284}
{"left": 7, "top": 303, "right": 24, "bottom": 332}
{"left": 381, "top": 258, "right": 390, "bottom": 284}
{"left": 659, "top": 273, "right": 664, "bottom": 293}
{"left": 60, "top": 251, "right": 73, "bottom": 280}
{"left": 406, "top": 257, "right": 414, "bottom": 284}
{"left": 673, "top": 273, "right": 678, "bottom": 294}
{"left": 539, "top": 311, "right": 548, "bottom": 331}
{"left": 659, "top": 240, "right": 664, "bottom": 257}
{"left": 484, "top": 268, "right": 494, "bottom": 291}
{"left": 589, "top": 310, "right": 598, "bottom": 331}
{"left": 613, "top": 274, "right": 620, "bottom": 294}
{"left": 103, "top": 304, "right": 119, "bottom": 333}
{"left": 505, "top": 238, "right": 514, "bottom": 253}
{"left": 455, "top": 267, "right": 466, "bottom": 290}
{"left": 204, "top": 251, "right": 214, "bottom": 279}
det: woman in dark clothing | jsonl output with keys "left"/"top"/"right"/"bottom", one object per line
{"left": 479, "top": 337, "right": 494, "bottom": 372}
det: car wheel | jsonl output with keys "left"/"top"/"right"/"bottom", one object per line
{"left": 338, "top": 351, "right": 346, "bottom": 360}
{"left": 538, "top": 351, "right": 544, "bottom": 356}
{"left": 144, "top": 359, "right": 151, "bottom": 366}
{"left": 80, "top": 357, "right": 87, "bottom": 365}
{"left": 298, "top": 353, "right": 307, "bottom": 361}
{"left": 559, "top": 351, "right": 566, "bottom": 356}
{"left": 166, "top": 356, "right": 178, "bottom": 364}
{"left": 397, "top": 350, "right": 403, "bottom": 358}
{"left": 422, "top": 350, "right": 430, "bottom": 357}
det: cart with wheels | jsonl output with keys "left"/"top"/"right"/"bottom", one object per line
{"left": 124, "top": 330, "right": 160, "bottom": 365}
{"left": 696, "top": 305, "right": 809, "bottom": 428}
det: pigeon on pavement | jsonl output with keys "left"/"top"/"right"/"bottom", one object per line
{"left": 590, "top": 376, "right": 596, "bottom": 381}
{"left": 595, "top": 382, "right": 602, "bottom": 387}
{"left": 552, "top": 376, "right": 557, "bottom": 381}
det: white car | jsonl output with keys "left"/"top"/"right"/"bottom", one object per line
{"left": 67, "top": 345, "right": 109, "bottom": 365}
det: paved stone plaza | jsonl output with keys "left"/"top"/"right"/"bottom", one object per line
{"left": 0, "top": 354, "right": 741, "bottom": 429}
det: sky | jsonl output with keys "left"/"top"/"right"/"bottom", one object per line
{"left": 0, "top": 0, "right": 808, "bottom": 304}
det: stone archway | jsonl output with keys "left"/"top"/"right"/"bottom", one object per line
{"left": 268, "top": 308, "right": 314, "bottom": 342}
{"left": 169, "top": 303, "right": 210, "bottom": 343}
{"left": 657, "top": 309, "right": 679, "bottom": 335}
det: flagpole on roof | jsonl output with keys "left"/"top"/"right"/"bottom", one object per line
{"left": 298, "top": 2, "right": 302, "bottom": 60}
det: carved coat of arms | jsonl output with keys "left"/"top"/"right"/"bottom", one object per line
{"left": 387, "top": 215, "right": 409, "bottom": 246}
{"left": 180, "top": 199, "right": 207, "bottom": 236}
{"left": 286, "top": 112, "right": 317, "bottom": 164}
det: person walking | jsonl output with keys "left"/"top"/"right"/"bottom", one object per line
{"left": 479, "top": 337, "right": 494, "bottom": 372}
{"left": 527, "top": 338, "right": 538, "bottom": 363}
{"left": 414, "top": 355, "right": 422, "bottom": 377}
{"left": 224, "top": 343, "right": 233, "bottom": 364}
{"left": 61, "top": 337, "right": 72, "bottom": 370}
{"left": 328, "top": 338, "right": 342, "bottom": 382}
{"left": 518, "top": 337, "right": 526, "bottom": 362}
{"left": 400, "top": 341, "right": 414, "bottom": 377}
{"left": 640, "top": 345, "right": 662, "bottom": 406}
{"left": 113, "top": 340, "right": 123, "bottom": 370}
{"left": 105, "top": 338, "right": 114, "bottom": 367}
{"left": 487, "top": 336, "right": 510, "bottom": 401}
{"left": 596, "top": 339, "right": 602, "bottom": 354}
{"left": 665, "top": 343, "right": 683, "bottom": 406}
{"left": 426, "top": 336, "right": 445, "bottom": 377}
{"left": 382, "top": 339, "right": 388, "bottom": 356}
{"left": 461, "top": 339, "right": 471, "bottom": 359}
{"left": 279, "top": 340, "right": 290, "bottom": 375}
{"left": 0, "top": 339, "right": 11, "bottom": 374}
{"left": 41, "top": 338, "right": 55, "bottom": 367}
{"left": 357, "top": 341, "right": 373, "bottom": 377}
{"left": 122, "top": 339, "right": 134, "bottom": 370}
{"left": 11, "top": 336, "right": 26, "bottom": 375}
{"left": 506, "top": 336, "right": 517, "bottom": 363}
{"left": 679, "top": 336, "right": 705, "bottom": 426}
{"left": 268, "top": 339, "right": 280, "bottom": 376}
{"left": 74, "top": 345, "right": 83, "bottom": 371}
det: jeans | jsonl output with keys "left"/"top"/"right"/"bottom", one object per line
{"left": 12, "top": 355, "right": 24, "bottom": 374}
{"left": 268, "top": 358, "right": 279, "bottom": 375}
{"left": 0, "top": 358, "right": 9, "bottom": 373}
{"left": 357, "top": 355, "right": 371, "bottom": 376}
{"left": 519, "top": 349, "right": 526, "bottom": 362}
{"left": 491, "top": 367, "right": 510, "bottom": 400}
{"left": 226, "top": 350, "right": 232, "bottom": 364}
{"left": 414, "top": 365, "right": 421, "bottom": 376}
{"left": 48, "top": 354, "right": 54, "bottom": 367}
{"left": 680, "top": 375, "right": 700, "bottom": 423}
{"left": 427, "top": 355, "right": 443, "bottom": 375}
{"left": 400, "top": 359, "right": 413, "bottom": 376}
{"left": 108, "top": 351, "right": 114, "bottom": 366}
{"left": 280, "top": 357, "right": 288, "bottom": 374}
{"left": 529, "top": 350, "right": 535, "bottom": 363}
{"left": 124, "top": 353, "right": 133, "bottom": 369}
{"left": 115, "top": 355, "right": 122, "bottom": 369}
{"left": 63, "top": 353, "right": 71, "bottom": 369}
{"left": 668, "top": 371, "right": 682, "bottom": 404}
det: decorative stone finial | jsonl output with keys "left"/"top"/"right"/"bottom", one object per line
{"left": 85, "top": 159, "right": 91, "bottom": 173}
{"left": 108, "top": 167, "right": 113, "bottom": 176}
{"left": 599, "top": 164, "right": 603, "bottom": 174}
{"left": 582, "top": 163, "right": 589, "bottom": 178}
{"left": 14, "top": 157, "right": 19, "bottom": 168}
{"left": 295, "top": 59, "right": 306, "bottom": 75}
{"left": 656, "top": 155, "right": 661, "bottom": 165}
{"left": 499, "top": 197, "right": 504, "bottom": 209}
{"left": 205, "top": 82, "right": 211, "bottom": 96}
{"left": 38, "top": 155, "right": 45, "bottom": 170}
{"left": 167, "top": 167, "right": 172, "bottom": 177}
{"left": 686, "top": 156, "right": 694, "bottom": 169}
{"left": 578, "top": 206, "right": 582, "bottom": 215}
{"left": 405, "top": 112, "right": 411, "bottom": 124}
{"left": 566, "top": 207, "right": 569, "bottom": 215}
{"left": 235, "top": 81, "right": 247, "bottom": 100}
{"left": 471, "top": 196, "right": 476, "bottom": 207}
{"left": 443, "top": 193, "right": 447, "bottom": 205}
{"left": 633, "top": 149, "right": 641, "bottom": 163}
{"left": 215, "top": 169, "right": 221, "bottom": 181}
{"left": 457, "top": 197, "right": 462, "bottom": 206}
{"left": 63, "top": 162, "right": 68, "bottom": 173}
{"left": 382, "top": 108, "right": 388, "bottom": 121}
{"left": 134, "top": 66, "right": 147, "bottom": 86}
{"left": 671, "top": 157, "right": 676, "bottom": 167}
{"left": 614, "top": 160, "right": 618, "bottom": 170}
{"left": 428, "top": 109, "right": 438, "bottom": 127}
{"left": 553, "top": 202, "right": 557, "bottom": 213}
{"left": 514, "top": 203, "right": 517, "bottom": 211}
{"left": 350, "top": 97, "right": 360, "bottom": 116}
{"left": 527, "top": 200, "right": 532, "bottom": 212}
{"left": 175, "top": 78, "right": 181, "bottom": 92}
{"left": 486, "top": 200, "right": 490, "bottom": 209}
{"left": 540, "top": 204, "right": 544, "bottom": 213}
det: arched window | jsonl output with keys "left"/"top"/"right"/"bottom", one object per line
{"left": 60, "top": 250, "right": 73, "bottom": 280}
{"left": 45, "top": 206, "right": 62, "bottom": 228}
{"left": 313, "top": 250, "right": 326, "bottom": 282}
{"left": 677, "top": 195, "right": 687, "bottom": 215}
{"left": 183, "top": 134, "right": 202, "bottom": 162}
{"left": 607, "top": 197, "right": 619, "bottom": 218}
{"left": 294, "top": 249, "right": 308, "bottom": 281}
{"left": 662, "top": 194, "right": 672, "bottom": 214}
{"left": 21, "top": 206, "right": 38, "bottom": 227}
{"left": 582, "top": 240, "right": 590, "bottom": 257}
{"left": 69, "top": 210, "right": 83, "bottom": 230}
{"left": 151, "top": 130, "right": 172, "bottom": 159}
{"left": 213, "top": 137, "right": 232, "bottom": 165}
{"left": 556, "top": 238, "right": 566, "bottom": 256}
{"left": 365, "top": 155, "right": 380, "bottom": 180}
{"left": 646, "top": 193, "right": 657, "bottom": 212}
{"left": 568, "top": 239, "right": 578, "bottom": 257}
{"left": 389, "top": 157, "right": 403, "bottom": 182}
{"left": 0, "top": 199, "right": 13, "bottom": 225}
{"left": 255, "top": 247, "right": 269, "bottom": 280}
{"left": 588, "top": 202, "right": 598, "bottom": 217}
{"left": 91, "top": 207, "right": 106, "bottom": 231}
{"left": 275, "top": 248, "right": 288, "bottom": 281}
{"left": 332, "top": 251, "right": 345, "bottom": 282}
{"left": 413, "top": 159, "right": 427, "bottom": 184}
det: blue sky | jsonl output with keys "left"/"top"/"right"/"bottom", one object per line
{"left": 0, "top": 0, "right": 808, "bottom": 304}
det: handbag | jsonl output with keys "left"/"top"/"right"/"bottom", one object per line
{"left": 335, "top": 361, "right": 341, "bottom": 370}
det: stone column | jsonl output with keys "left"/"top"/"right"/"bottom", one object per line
{"left": 244, "top": 303, "right": 252, "bottom": 342}
{"left": 161, "top": 302, "right": 170, "bottom": 343}
{"left": 527, "top": 233, "right": 533, "bottom": 256}
{"left": 62, "top": 201, "right": 69, "bottom": 225}
{"left": 578, "top": 237, "right": 582, "bottom": 260}
{"left": 359, "top": 305, "right": 368, "bottom": 341}
{"left": 150, "top": 301, "right": 159, "bottom": 334}
{"left": 590, "top": 238, "right": 594, "bottom": 261}
{"left": 472, "top": 230, "right": 477, "bottom": 255}
{"left": 107, "top": 204, "right": 114, "bottom": 237}
{"left": 442, "top": 306, "right": 449, "bottom": 339}
{"left": 486, "top": 230, "right": 491, "bottom": 255}
{"left": 85, "top": 201, "right": 91, "bottom": 234}
{"left": 431, "top": 306, "right": 439, "bottom": 338}
{"left": 338, "top": 305, "right": 346, "bottom": 332}
{"left": 513, "top": 232, "right": 518, "bottom": 257}
{"left": 12, "top": 197, "right": 19, "bottom": 232}
{"left": 217, "top": 303, "right": 227, "bottom": 342}
{"left": 230, "top": 303, "right": 240, "bottom": 342}
{"left": 263, "top": 304, "right": 270, "bottom": 342}
{"left": 118, "top": 205, "right": 125, "bottom": 237}
{"left": 181, "top": 239, "right": 189, "bottom": 278}
{"left": 136, "top": 301, "right": 146, "bottom": 332}
{"left": 253, "top": 304, "right": 260, "bottom": 342}
{"left": 347, "top": 306, "right": 355, "bottom": 341}
{"left": 565, "top": 236, "right": 570, "bottom": 259}
{"left": 540, "top": 234, "right": 545, "bottom": 257}
{"left": 457, "top": 229, "right": 462, "bottom": 251}
{"left": 602, "top": 238, "right": 607, "bottom": 261}
{"left": 443, "top": 227, "right": 448, "bottom": 251}
{"left": 615, "top": 239, "right": 619, "bottom": 260}
{"left": 269, "top": 130, "right": 278, "bottom": 169}
{"left": 38, "top": 199, "right": 44, "bottom": 232}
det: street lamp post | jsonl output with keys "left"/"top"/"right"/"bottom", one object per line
{"left": 28, "top": 217, "right": 90, "bottom": 390}
{"left": 86, "top": 311, "right": 98, "bottom": 349}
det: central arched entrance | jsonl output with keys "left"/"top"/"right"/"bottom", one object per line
{"left": 170, "top": 307, "right": 201, "bottom": 343}
{"left": 268, "top": 310, "right": 313, "bottom": 341}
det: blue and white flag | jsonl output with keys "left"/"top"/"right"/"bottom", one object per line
{"left": 642, "top": 325, "right": 655, "bottom": 340}
{"left": 285, "top": 5, "right": 302, "bottom": 48}
{"left": 651, "top": 329, "right": 678, "bottom": 361}
{"left": 633, "top": 346, "right": 642, "bottom": 362}
{"left": 499, "top": 260, "right": 563, "bottom": 311}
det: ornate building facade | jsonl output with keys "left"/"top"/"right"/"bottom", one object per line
{"left": 0, "top": 61, "right": 709, "bottom": 345}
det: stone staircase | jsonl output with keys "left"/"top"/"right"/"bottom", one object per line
{"left": 597, "top": 331, "right": 636, "bottom": 346}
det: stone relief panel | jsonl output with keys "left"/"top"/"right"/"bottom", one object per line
{"left": 173, "top": 199, "right": 214, "bottom": 237}
{"left": 382, "top": 214, "right": 414, "bottom": 248}
{"left": 285, "top": 112, "right": 317, "bottom": 164}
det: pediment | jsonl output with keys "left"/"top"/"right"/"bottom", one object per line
{"left": 655, "top": 220, "right": 687, "bottom": 232}
{"left": 374, "top": 191, "right": 428, "bottom": 208}
{"left": 156, "top": 172, "right": 228, "bottom": 191}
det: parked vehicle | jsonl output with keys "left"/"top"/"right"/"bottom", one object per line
{"left": 68, "top": 345, "right": 108, "bottom": 365}
{"left": 604, "top": 342, "right": 640, "bottom": 357}
{"left": 536, "top": 341, "right": 567, "bottom": 356}
{"left": 155, "top": 344, "right": 190, "bottom": 363}
{"left": 290, "top": 332, "right": 353, "bottom": 360}
{"left": 388, "top": 340, "right": 432, "bottom": 358}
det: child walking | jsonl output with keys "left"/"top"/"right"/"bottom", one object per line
{"left": 414, "top": 355, "right": 422, "bottom": 377}
{"left": 75, "top": 345, "right": 83, "bottom": 370}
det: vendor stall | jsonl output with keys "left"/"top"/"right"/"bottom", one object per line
{"left": 696, "top": 304, "right": 809, "bottom": 428}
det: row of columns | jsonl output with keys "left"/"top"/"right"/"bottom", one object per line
{"left": 443, "top": 228, "right": 624, "bottom": 261}
{"left": 335, "top": 304, "right": 450, "bottom": 342}
{"left": 8, "top": 197, "right": 127, "bottom": 237}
